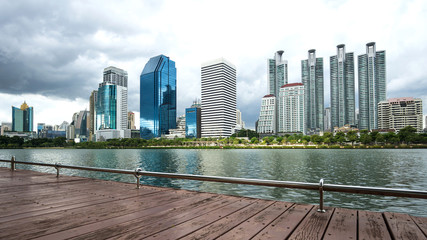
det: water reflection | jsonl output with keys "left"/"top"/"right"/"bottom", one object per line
{"left": 0, "top": 148, "right": 426, "bottom": 217}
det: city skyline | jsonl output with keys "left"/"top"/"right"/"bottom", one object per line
{"left": 1, "top": 0, "right": 427, "bottom": 129}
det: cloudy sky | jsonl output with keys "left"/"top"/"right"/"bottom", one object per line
{"left": 1, "top": 0, "right": 427, "bottom": 129}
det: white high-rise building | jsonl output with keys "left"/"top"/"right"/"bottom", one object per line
{"left": 278, "top": 83, "right": 305, "bottom": 134}
{"left": 201, "top": 58, "right": 236, "bottom": 138}
{"left": 257, "top": 95, "right": 276, "bottom": 134}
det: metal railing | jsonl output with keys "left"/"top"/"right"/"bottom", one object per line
{"left": 1, "top": 156, "right": 426, "bottom": 212}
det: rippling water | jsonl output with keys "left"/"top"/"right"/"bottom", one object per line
{"left": 0, "top": 148, "right": 426, "bottom": 217}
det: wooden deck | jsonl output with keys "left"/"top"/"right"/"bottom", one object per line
{"left": 0, "top": 167, "right": 426, "bottom": 240}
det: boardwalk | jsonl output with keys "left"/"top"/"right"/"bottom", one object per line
{"left": 0, "top": 167, "right": 426, "bottom": 239}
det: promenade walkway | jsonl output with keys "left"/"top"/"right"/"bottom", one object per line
{"left": 0, "top": 167, "right": 426, "bottom": 239}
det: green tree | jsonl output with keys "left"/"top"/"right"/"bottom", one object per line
{"left": 335, "top": 132, "right": 346, "bottom": 145}
{"left": 398, "top": 126, "right": 417, "bottom": 144}
{"left": 346, "top": 131, "right": 358, "bottom": 146}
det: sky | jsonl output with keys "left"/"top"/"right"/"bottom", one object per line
{"left": 1, "top": 0, "right": 427, "bottom": 129}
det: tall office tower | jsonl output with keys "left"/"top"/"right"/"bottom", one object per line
{"left": 278, "top": 83, "right": 305, "bottom": 134}
{"left": 140, "top": 55, "right": 176, "bottom": 139}
{"left": 96, "top": 66, "right": 128, "bottom": 131}
{"left": 89, "top": 90, "right": 98, "bottom": 141}
{"left": 302, "top": 49, "right": 324, "bottom": 134}
{"left": 378, "top": 97, "right": 423, "bottom": 132}
{"left": 127, "top": 112, "right": 136, "bottom": 129}
{"left": 236, "top": 109, "right": 245, "bottom": 128}
{"left": 330, "top": 44, "right": 355, "bottom": 128}
{"left": 324, "top": 107, "right": 331, "bottom": 131}
{"left": 201, "top": 58, "right": 236, "bottom": 138}
{"left": 37, "top": 123, "right": 45, "bottom": 137}
{"left": 257, "top": 95, "right": 276, "bottom": 134}
{"left": 358, "top": 42, "right": 386, "bottom": 130}
{"left": 12, "top": 101, "right": 33, "bottom": 132}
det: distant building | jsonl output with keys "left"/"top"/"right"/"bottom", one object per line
{"left": 37, "top": 123, "right": 45, "bottom": 138}
{"left": 324, "top": 107, "right": 331, "bottom": 132}
{"left": 257, "top": 95, "right": 276, "bottom": 134}
{"left": 66, "top": 125, "right": 75, "bottom": 140}
{"left": 89, "top": 90, "right": 98, "bottom": 141}
{"left": 186, "top": 106, "right": 201, "bottom": 138}
{"left": 140, "top": 55, "right": 176, "bottom": 139}
{"left": 1, "top": 122, "right": 12, "bottom": 136}
{"left": 330, "top": 44, "right": 355, "bottom": 128}
{"left": 302, "top": 49, "right": 324, "bottom": 134}
{"left": 378, "top": 97, "right": 423, "bottom": 132}
{"left": 278, "top": 83, "right": 305, "bottom": 134}
{"left": 358, "top": 42, "right": 386, "bottom": 130}
{"left": 128, "top": 111, "right": 136, "bottom": 129}
{"left": 12, "top": 101, "right": 33, "bottom": 132}
{"left": 201, "top": 58, "right": 236, "bottom": 138}
{"left": 235, "top": 109, "right": 245, "bottom": 130}
{"left": 76, "top": 110, "right": 89, "bottom": 138}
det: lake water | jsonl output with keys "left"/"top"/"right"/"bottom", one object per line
{"left": 0, "top": 148, "right": 426, "bottom": 217}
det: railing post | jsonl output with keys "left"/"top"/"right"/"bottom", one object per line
{"left": 317, "top": 178, "right": 326, "bottom": 213}
{"left": 55, "top": 163, "right": 61, "bottom": 178}
{"left": 11, "top": 156, "right": 16, "bottom": 171}
{"left": 134, "top": 168, "right": 142, "bottom": 189}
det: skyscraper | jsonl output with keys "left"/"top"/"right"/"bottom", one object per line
{"left": 12, "top": 101, "right": 33, "bottom": 132}
{"left": 89, "top": 90, "right": 97, "bottom": 141}
{"left": 201, "top": 58, "right": 236, "bottom": 138}
{"left": 140, "top": 55, "right": 176, "bottom": 139}
{"left": 324, "top": 107, "right": 331, "bottom": 131}
{"left": 358, "top": 42, "right": 386, "bottom": 130}
{"left": 268, "top": 50, "right": 288, "bottom": 97}
{"left": 185, "top": 106, "right": 201, "bottom": 139}
{"left": 96, "top": 66, "right": 128, "bottom": 131}
{"left": 278, "top": 83, "right": 305, "bottom": 134}
{"left": 330, "top": 44, "right": 355, "bottom": 128}
{"left": 258, "top": 50, "right": 287, "bottom": 135}
{"left": 302, "top": 49, "right": 324, "bottom": 134}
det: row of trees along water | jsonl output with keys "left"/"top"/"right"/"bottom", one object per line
{"left": 0, "top": 126, "right": 426, "bottom": 149}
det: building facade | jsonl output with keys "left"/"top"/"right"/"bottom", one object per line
{"left": 185, "top": 107, "right": 201, "bottom": 138}
{"left": 330, "top": 44, "right": 355, "bottom": 128}
{"left": 378, "top": 97, "right": 423, "bottom": 132}
{"left": 96, "top": 66, "right": 128, "bottom": 131}
{"left": 278, "top": 83, "right": 305, "bottom": 134}
{"left": 268, "top": 50, "right": 288, "bottom": 97}
{"left": 301, "top": 49, "right": 324, "bottom": 134}
{"left": 12, "top": 101, "right": 33, "bottom": 132}
{"left": 358, "top": 42, "right": 386, "bottom": 130}
{"left": 201, "top": 58, "right": 236, "bottom": 138}
{"left": 257, "top": 95, "right": 276, "bottom": 134}
{"left": 140, "top": 55, "right": 177, "bottom": 139}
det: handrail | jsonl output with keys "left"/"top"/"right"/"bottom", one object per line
{"left": 1, "top": 157, "right": 426, "bottom": 213}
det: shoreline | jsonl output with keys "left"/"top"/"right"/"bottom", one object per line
{"left": 1, "top": 144, "right": 427, "bottom": 150}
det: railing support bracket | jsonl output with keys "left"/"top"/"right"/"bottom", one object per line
{"left": 54, "top": 163, "right": 61, "bottom": 178}
{"left": 11, "top": 156, "right": 16, "bottom": 171}
{"left": 318, "top": 178, "right": 326, "bottom": 213}
{"left": 134, "top": 168, "right": 142, "bottom": 189}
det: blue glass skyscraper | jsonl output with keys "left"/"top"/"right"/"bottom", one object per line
{"left": 12, "top": 101, "right": 33, "bottom": 132}
{"left": 140, "top": 55, "right": 176, "bottom": 139}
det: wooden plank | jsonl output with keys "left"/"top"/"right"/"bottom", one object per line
{"left": 142, "top": 198, "right": 256, "bottom": 240}
{"left": 323, "top": 207, "right": 357, "bottom": 240}
{"left": 287, "top": 206, "right": 334, "bottom": 240}
{"left": 103, "top": 196, "right": 241, "bottom": 240}
{"left": 358, "top": 211, "right": 391, "bottom": 240}
{"left": 216, "top": 201, "right": 293, "bottom": 240}
{"left": 0, "top": 189, "right": 193, "bottom": 240}
{"left": 384, "top": 212, "right": 426, "bottom": 239}
{"left": 180, "top": 200, "right": 275, "bottom": 240}
{"left": 411, "top": 215, "right": 427, "bottom": 237}
{"left": 37, "top": 193, "right": 222, "bottom": 240}
{"left": 252, "top": 204, "right": 313, "bottom": 239}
